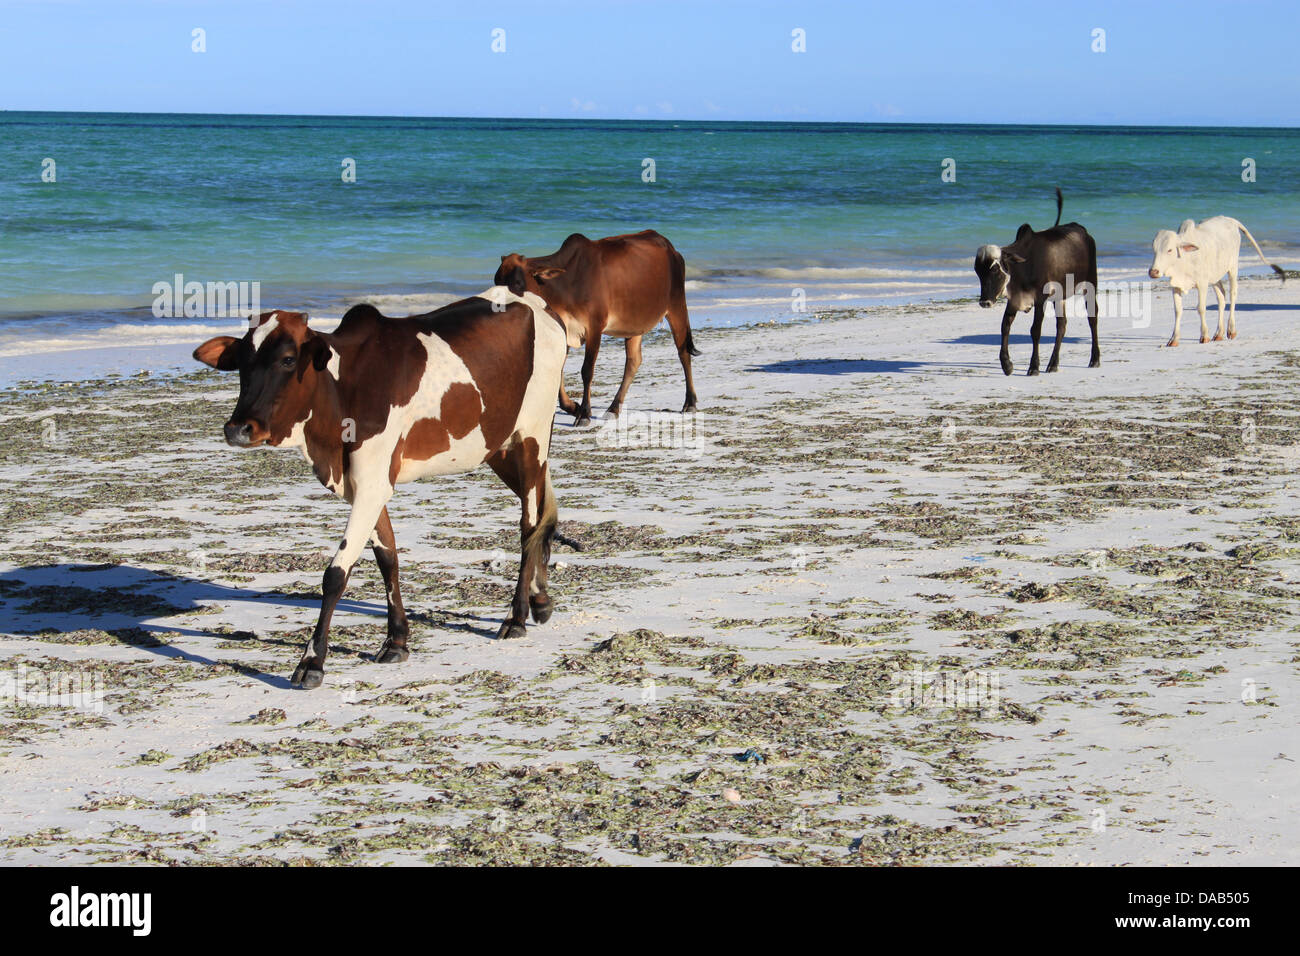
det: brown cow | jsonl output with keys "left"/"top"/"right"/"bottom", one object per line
{"left": 494, "top": 230, "right": 699, "bottom": 425}
{"left": 192, "top": 288, "right": 575, "bottom": 689}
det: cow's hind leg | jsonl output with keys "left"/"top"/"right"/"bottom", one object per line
{"left": 1046, "top": 300, "right": 1066, "bottom": 373}
{"left": 371, "top": 507, "right": 410, "bottom": 664}
{"left": 1196, "top": 283, "right": 1210, "bottom": 343}
{"left": 1227, "top": 270, "right": 1240, "bottom": 339}
{"left": 604, "top": 336, "right": 642, "bottom": 419}
{"left": 666, "top": 293, "right": 700, "bottom": 413}
{"left": 1086, "top": 257, "right": 1100, "bottom": 367}
{"left": 291, "top": 485, "right": 392, "bottom": 690}
{"left": 528, "top": 481, "right": 555, "bottom": 625}
{"left": 1027, "top": 301, "right": 1045, "bottom": 376}
{"left": 1211, "top": 281, "right": 1228, "bottom": 341}
{"left": 1088, "top": 300, "right": 1101, "bottom": 368}
{"left": 488, "top": 445, "right": 558, "bottom": 638}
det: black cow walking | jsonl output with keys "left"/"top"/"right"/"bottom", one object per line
{"left": 973, "top": 189, "right": 1100, "bottom": 376}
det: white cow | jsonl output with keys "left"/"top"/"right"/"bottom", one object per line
{"left": 1148, "top": 216, "right": 1285, "bottom": 346}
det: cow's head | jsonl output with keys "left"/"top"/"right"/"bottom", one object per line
{"left": 494, "top": 253, "right": 566, "bottom": 297}
{"left": 1148, "top": 228, "right": 1198, "bottom": 281}
{"left": 974, "top": 244, "right": 1024, "bottom": 307}
{"left": 493, "top": 254, "right": 585, "bottom": 347}
{"left": 193, "top": 310, "right": 333, "bottom": 448}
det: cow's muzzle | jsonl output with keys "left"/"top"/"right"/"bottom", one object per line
{"left": 1148, "top": 268, "right": 1160, "bottom": 279}
{"left": 979, "top": 300, "right": 993, "bottom": 309}
{"left": 224, "top": 420, "right": 260, "bottom": 447}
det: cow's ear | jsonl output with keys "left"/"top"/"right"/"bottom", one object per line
{"left": 1004, "top": 251, "right": 1026, "bottom": 264}
{"left": 532, "top": 267, "right": 565, "bottom": 282}
{"left": 503, "top": 265, "right": 527, "bottom": 296}
{"left": 194, "top": 335, "right": 241, "bottom": 371}
{"left": 1179, "top": 242, "right": 1199, "bottom": 254}
{"left": 300, "top": 333, "right": 333, "bottom": 374}
{"left": 1014, "top": 223, "right": 1033, "bottom": 242}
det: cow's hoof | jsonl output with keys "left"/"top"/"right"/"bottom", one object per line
{"left": 1200, "top": 337, "right": 1210, "bottom": 344}
{"left": 574, "top": 416, "right": 592, "bottom": 428}
{"left": 530, "top": 597, "right": 553, "bottom": 624}
{"left": 374, "top": 642, "right": 409, "bottom": 664}
{"left": 1089, "top": 359, "right": 1101, "bottom": 368}
{"left": 1046, "top": 365, "right": 1059, "bottom": 374}
{"left": 291, "top": 664, "right": 324, "bottom": 690}
{"left": 1165, "top": 340, "right": 1179, "bottom": 348}
{"left": 1228, "top": 331, "right": 1238, "bottom": 340}
{"left": 1001, "top": 364, "right": 1013, "bottom": 377}
{"left": 496, "top": 621, "right": 528, "bottom": 640}
{"left": 1213, "top": 334, "right": 1225, "bottom": 342}
{"left": 682, "top": 402, "right": 698, "bottom": 414}
{"left": 1027, "top": 368, "right": 1040, "bottom": 377}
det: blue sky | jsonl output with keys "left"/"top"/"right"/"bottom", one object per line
{"left": 1, "top": 0, "right": 1296, "bottom": 125}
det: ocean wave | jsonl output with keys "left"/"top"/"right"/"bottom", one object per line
{"left": 690, "top": 265, "right": 971, "bottom": 281}
{"left": 345, "top": 292, "right": 465, "bottom": 314}
{"left": 0, "top": 318, "right": 344, "bottom": 360}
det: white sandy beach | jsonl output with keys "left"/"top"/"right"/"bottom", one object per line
{"left": 1, "top": 277, "right": 1297, "bottom": 865}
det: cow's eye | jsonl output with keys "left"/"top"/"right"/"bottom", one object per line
{"left": 280, "top": 355, "right": 296, "bottom": 369}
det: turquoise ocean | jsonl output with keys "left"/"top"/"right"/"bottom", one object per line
{"left": 1, "top": 111, "right": 1297, "bottom": 357}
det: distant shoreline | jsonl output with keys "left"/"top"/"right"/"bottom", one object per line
{"left": 1, "top": 271, "right": 1289, "bottom": 390}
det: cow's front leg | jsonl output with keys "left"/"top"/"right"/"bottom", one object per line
{"left": 604, "top": 335, "right": 642, "bottom": 419}
{"left": 999, "top": 306, "right": 1016, "bottom": 376}
{"left": 1211, "top": 281, "right": 1228, "bottom": 341}
{"left": 1046, "top": 299, "right": 1067, "bottom": 372}
{"left": 558, "top": 359, "right": 580, "bottom": 418}
{"left": 575, "top": 334, "right": 601, "bottom": 426}
{"left": 371, "top": 507, "right": 410, "bottom": 665}
{"left": 1166, "top": 290, "right": 1184, "bottom": 347}
{"left": 1027, "top": 301, "right": 1045, "bottom": 376}
{"left": 291, "top": 484, "right": 393, "bottom": 690}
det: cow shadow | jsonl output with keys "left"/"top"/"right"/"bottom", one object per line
{"left": 941, "top": 332, "right": 1090, "bottom": 347}
{"left": 748, "top": 358, "right": 988, "bottom": 376}
{"left": 0, "top": 563, "right": 497, "bottom": 688}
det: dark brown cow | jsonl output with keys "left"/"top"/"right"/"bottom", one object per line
{"left": 494, "top": 230, "right": 699, "bottom": 425}
{"left": 192, "top": 289, "right": 573, "bottom": 689}
{"left": 973, "top": 190, "right": 1100, "bottom": 376}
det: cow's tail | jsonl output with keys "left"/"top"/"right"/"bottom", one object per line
{"left": 551, "top": 528, "right": 585, "bottom": 551}
{"left": 525, "top": 469, "right": 560, "bottom": 570}
{"left": 667, "top": 244, "right": 701, "bottom": 356}
{"left": 1054, "top": 187, "right": 1063, "bottom": 227}
{"left": 1235, "top": 220, "right": 1286, "bottom": 283}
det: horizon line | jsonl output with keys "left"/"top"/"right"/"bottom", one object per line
{"left": 1, "top": 107, "right": 1297, "bottom": 132}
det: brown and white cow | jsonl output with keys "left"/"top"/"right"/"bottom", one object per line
{"left": 494, "top": 230, "right": 699, "bottom": 425}
{"left": 193, "top": 288, "right": 574, "bottom": 689}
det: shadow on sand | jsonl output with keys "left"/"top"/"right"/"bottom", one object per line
{"left": 0, "top": 563, "right": 495, "bottom": 689}
{"left": 747, "top": 357, "right": 989, "bottom": 376}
